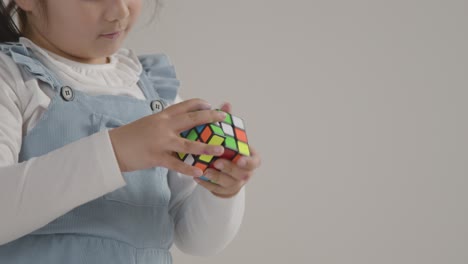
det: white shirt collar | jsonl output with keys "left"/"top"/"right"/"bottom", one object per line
{"left": 19, "top": 37, "right": 143, "bottom": 92}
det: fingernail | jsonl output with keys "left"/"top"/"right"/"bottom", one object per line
{"left": 237, "top": 157, "right": 247, "bottom": 167}
{"left": 214, "top": 161, "right": 223, "bottom": 170}
{"left": 201, "top": 104, "right": 212, "bottom": 110}
{"left": 194, "top": 169, "right": 203, "bottom": 177}
{"left": 218, "top": 111, "right": 227, "bottom": 119}
{"left": 214, "top": 146, "right": 224, "bottom": 155}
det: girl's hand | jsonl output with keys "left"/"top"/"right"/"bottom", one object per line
{"left": 194, "top": 102, "right": 262, "bottom": 198}
{"left": 108, "top": 98, "right": 227, "bottom": 177}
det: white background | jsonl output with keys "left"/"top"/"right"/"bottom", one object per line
{"left": 126, "top": 0, "right": 468, "bottom": 263}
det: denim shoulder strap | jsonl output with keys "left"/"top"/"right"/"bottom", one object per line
{"left": 0, "top": 42, "right": 63, "bottom": 91}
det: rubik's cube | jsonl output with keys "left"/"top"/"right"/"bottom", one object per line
{"left": 177, "top": 110, "right": 251, "bottom": 182}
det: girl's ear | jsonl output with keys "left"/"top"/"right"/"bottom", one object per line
{"left": 14, "top": 0, "right": 35, "bottom": 12}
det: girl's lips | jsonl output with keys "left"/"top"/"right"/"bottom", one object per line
{"left": 101, "top": 31, "right": 121, "bottom": 39}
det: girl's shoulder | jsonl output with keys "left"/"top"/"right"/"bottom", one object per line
{"left": 0, "top": 42, "right": 27, "bottom": 89}
{"left": 0, "top": 41, "right": 36, "bottom": 80}
{"left": 0, "top": 42, "right": 41, "bottom": 114}
{"left": 137, "top": 53, "right": 180, "bottom": 104}
{"left": 138, "top": 53, "right": 177, "bottom": 78}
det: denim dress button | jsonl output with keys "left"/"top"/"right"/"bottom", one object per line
{"left": 60, "top": 86, "right": 74, "bottom": 101}
{"left": 150, "top": 99, "right": 165, "bottom": 112}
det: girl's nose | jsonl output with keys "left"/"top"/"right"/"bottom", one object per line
{"left": 105, "top": 0, "right": 130, "bottom": 23}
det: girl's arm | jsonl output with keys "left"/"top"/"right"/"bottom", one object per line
{"left": 0, "top": 57, "right": 127, "bottom": 246}
{"left": 167, "top": 95, "right": 245, "bottom": 256}
{"left": 168, "top": 169, "right": 245, "bottom": 256}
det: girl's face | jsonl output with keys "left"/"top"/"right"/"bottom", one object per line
{"left": 19, "top": 0, "right": 142, "bottom": 64}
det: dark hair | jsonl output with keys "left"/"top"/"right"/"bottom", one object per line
{"left": 0, "top": 0, "right": 162, "bottom": 43}
{"left": 0, "top": 1, "right": 22, "bottom": 42}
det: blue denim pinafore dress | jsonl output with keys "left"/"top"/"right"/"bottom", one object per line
{"left": 0, "top": 42, "right": 179, "bottom": 264}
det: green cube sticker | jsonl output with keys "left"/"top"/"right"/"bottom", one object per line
{"left": 224, "top": 113, "right": 232, "bottom": 125}
{"left": 187, "top": 129, "right": 198, "bottom": 141}
{"left": 224, "top": 136, "right": 237, "bottom": 151}
{"left": 211, "top": 124, "right": 224, "bottom": 136}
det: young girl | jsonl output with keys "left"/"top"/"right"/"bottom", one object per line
{"left": 0, "top": 0, "right": 261, "bottom": 263}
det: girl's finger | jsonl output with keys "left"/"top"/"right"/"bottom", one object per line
{"left": 163, "top": 98, "right": 212, "bottom": 117}
{"left": 236, "top": 146, "right": 261, "bottom": 171}
{"left": 172, "top": 109, "right": 227, "bottom": 132}
{"left": 212, "top": 159, "right": 252, "bottom": 181}
{"left": 219, "top": 101, "right": 232, "bottom": 113}
{"left": 172, "top": 138, "right": 225, "bottom": 157}
{"left": 162, "top": 154, "right": 204, "bottom": 178}
{"left": 194, "top": 177, "right": 220, "bottom": 193}
{"left": 194, "top": 177, "right": 243, "bottom": 198}
{"left": 203, "top": 168, "right": 237, "bottom": 187}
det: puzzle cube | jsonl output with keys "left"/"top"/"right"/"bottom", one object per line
{"left": 177, "top": 110, "right": 251, "bottom": 183}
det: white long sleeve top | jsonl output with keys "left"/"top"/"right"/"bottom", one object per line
{"left": 0, "top": 37, "right": 244, "bottom": 256}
